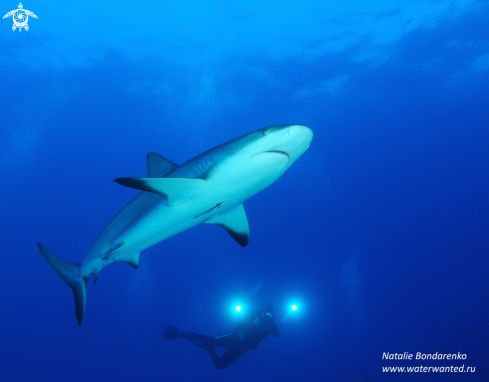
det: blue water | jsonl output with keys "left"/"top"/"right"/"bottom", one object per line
{"left": 1, "top": 1, "right": 488, "bottom": 381}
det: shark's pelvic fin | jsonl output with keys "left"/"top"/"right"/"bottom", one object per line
{"left": 114, "top": 252, "right": 141, "bottom": 269}
{"left": 205, "top": 204, "right": 250, "bottom": 247}
{"left": 146, "top": 152, "right": 178, "bottom": 178}
{"left": 114, "top": 177, "right": 207, "bottom": 207}
{"left": 38, "top": 243, "right": 87, "bottom": 326}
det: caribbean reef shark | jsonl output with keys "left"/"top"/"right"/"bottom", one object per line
{"left": 39, "top": 124, "right": 313, "bottom": 325}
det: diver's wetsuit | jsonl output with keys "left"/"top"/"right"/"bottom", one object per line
{"left": 182, "top": 310, "right": 280, "bottom": 370}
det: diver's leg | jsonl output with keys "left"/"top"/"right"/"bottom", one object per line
{"left": 199, "top": 344, "right": 224, "bottom": 369}
{"left": 182, "top": 331, "right": 246, "bottom": 370}
{"left": 188, "top": 340, "right": 241, "bottom": 370}
{"left": 212, "top": 345, "right": 248, "bottom": 370}
{"left": 204, "top": 333, "right": 247, "bottom": 370}
{"left": 181, "top": 332, "right": 215, "bottom": 347}
{"left": 212, "top": 332, "right": 237, "bottom": 348}
{"left": 184, "top": 331, "right": 237, "bottom": 348}
{"left": 184, "top": 335, "right": 227, "bottom": 369}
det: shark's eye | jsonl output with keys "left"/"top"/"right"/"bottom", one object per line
{"left": 262, "top": 128, "right": 270, "bottom": 135}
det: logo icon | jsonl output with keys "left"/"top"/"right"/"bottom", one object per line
{"left": 3, "top": 3, "right": 37, "bottom": 32}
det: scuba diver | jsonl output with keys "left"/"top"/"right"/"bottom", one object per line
{"left": 163, "top": 304, "right": 280, "bottom": 370}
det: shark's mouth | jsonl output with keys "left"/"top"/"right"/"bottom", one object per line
{"left": 254, "top": 150, "right": 290, "bottom": 158}
{"left": 266, "top": 150, "right": 289, "bottom": 157}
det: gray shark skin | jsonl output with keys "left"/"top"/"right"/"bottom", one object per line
{"left": 39, "top": 124, "right": 313, "bottom": 325}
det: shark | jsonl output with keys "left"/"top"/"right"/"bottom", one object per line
{"left": 39, "top": 124, "right": 313, "bottom": 325}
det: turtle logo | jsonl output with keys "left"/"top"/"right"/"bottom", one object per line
{"left": 3, "top": 3, "right": 37, "bottom": 32}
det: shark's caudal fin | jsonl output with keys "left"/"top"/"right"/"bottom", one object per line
{"left": 38, "top": 243, "right": 87, "bottom": 326}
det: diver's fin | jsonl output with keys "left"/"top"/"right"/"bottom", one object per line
{"left": 115, "top": 252, "right": 141, "bottom": 269}
{"left": 147, "top": 152, "right": 178, "bottom": 178}
{"left": 163, "top": 326, "right": 181, "bottom": 341}
{"left": 38, "top": 243, "right": 87, "bottom": 326}
{"left": 114, "top": 177, "right": 206, "bottom": 207}
{"left": 205, "top": 204, "right": 249, "bottom": 247}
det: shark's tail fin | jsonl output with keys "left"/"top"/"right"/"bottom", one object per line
{"left": 38, "top": 243, "right": 87, "bottom": 326}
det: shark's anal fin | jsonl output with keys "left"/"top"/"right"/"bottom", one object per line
{"left": 114, "top": 177, "right": 206, "bottom": 207}
{"left": 205, "top": 204, "right": 249, "bottom": 247}
{"left": 147, "top": 152, "right": 178, "bottom": 178}
{"left": 38, "top": 243, "right": 87, "bottom": 326}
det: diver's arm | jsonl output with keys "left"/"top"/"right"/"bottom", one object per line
{"left": 234, "top": 312, "right": 255, "bottom": 333}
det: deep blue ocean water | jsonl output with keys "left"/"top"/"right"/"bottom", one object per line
{"left": 1, "top": 1, "right": 488, "bottom": 381}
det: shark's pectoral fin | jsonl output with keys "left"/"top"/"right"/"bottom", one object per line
{"left": 205, "top": 204, "right": 249, "bottom": 247}
{"left": 147, "top": 152, "right": 178, "bottom": 178}
{"left": 114, "top": 177, "right": 207, "bottom": 207}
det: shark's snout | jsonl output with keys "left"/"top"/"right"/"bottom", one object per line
{"left": 270, "top": 124, "right": 313, "bottom": 162}
{"left": 289, "top": 124, "right": 313, "bottom": 143}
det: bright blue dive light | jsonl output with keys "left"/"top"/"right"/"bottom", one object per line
{"left": 235, "top": 305, "right": 242, "bottom": 312}
{"left": 275, "top": 304, "right": 299, "bottom": 316}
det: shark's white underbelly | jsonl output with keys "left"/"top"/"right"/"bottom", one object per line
{"left": 81, "top": 185, "right": 245, "bottom": 274}
{"left": 81, "top": 149, "right": 290, "bottom": 276}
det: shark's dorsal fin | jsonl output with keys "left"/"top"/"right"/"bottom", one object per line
{"left": 205, "top": 204, "right": 249, "bottom": 247}
{"left": 114, "top": 177, "right": 207, "bottom": 207}
{"left": 147, "top": 152, "right": 178, "bottom": 178}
